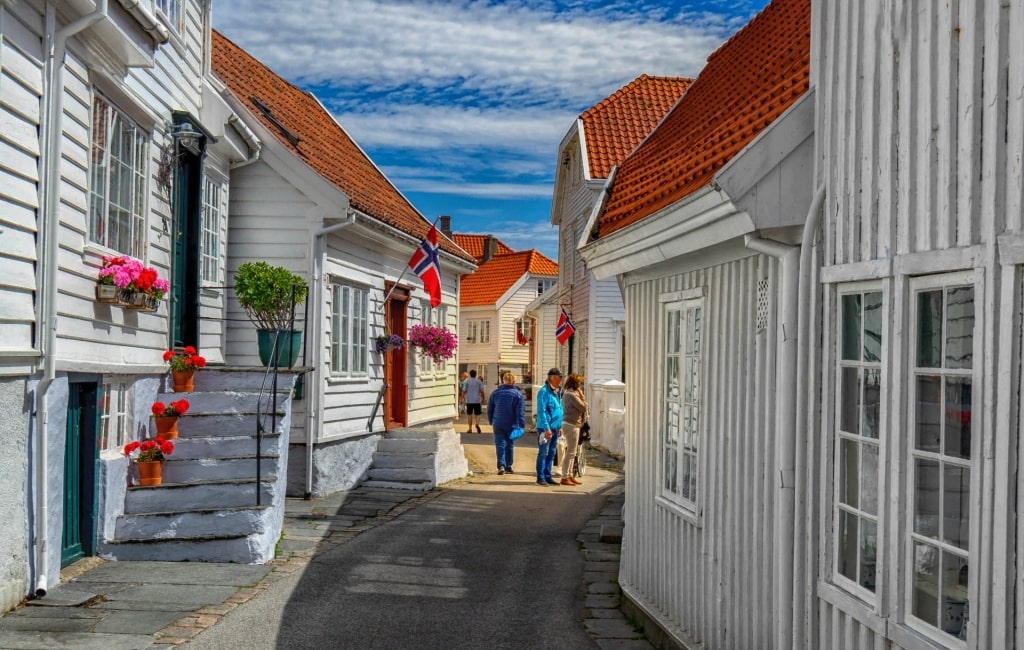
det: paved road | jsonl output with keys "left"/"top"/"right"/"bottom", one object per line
{"left": 183, "top": 432, "right": 618, "bottom": 650}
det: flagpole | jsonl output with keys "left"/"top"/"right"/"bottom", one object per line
{"left": 382, "top": 216, "right": 440, "bottom": 306}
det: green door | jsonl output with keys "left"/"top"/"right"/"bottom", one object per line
{"left": 169, "top": 113, "right": 207, "bottom": 348}
{"left": 61, "top": 382, "right": 99, "bottom": 566}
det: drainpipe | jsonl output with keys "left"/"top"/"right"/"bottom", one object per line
{"left": 743, "top": 232, "right": 798, "bottom": 650}
{"left": 33, "top": 0, "right": 110, "bottom": 599}
{"left": 793, "top": 186, "right": 826, "bottom": 645}
{"left": 227, "top": 114, "right": 261, "bottom": 170}
{"left": 305, "top": 210, "right": 357, "bottom": 499}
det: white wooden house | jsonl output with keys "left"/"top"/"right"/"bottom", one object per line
{"left": 0, "top": 0, "right": 256, "bottom": 608}
{"left": 549, "top": 74, "right": 690, "bottom": 451}
{"left": 578, "top": 0, "right": 813, "bottom": 647}
{"left": 212, "top": 32, "right": 476, "bottom": 497}
{"left": 453, "top": 231, "right": 557, "bottom": 395}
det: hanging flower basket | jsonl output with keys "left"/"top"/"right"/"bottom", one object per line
{"left": 374, "top": 334, "right": 405, "bottom": 354}
{"left": 407, "top": 324, "right": 458, "bottom": 364}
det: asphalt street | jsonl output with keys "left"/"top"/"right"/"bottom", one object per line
{"left": 181, "top": 431, "right": 622, "bottom": 650}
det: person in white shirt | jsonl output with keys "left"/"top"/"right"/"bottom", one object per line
{"left": 461, "top": 370, "right": 486, "bottom": 433}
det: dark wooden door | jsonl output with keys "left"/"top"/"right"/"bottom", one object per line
{"left": 61, "top": 382, "right": 98, "bottom": 566}
{"left": 383, "top": 286, "right": 409, "bottom": 430}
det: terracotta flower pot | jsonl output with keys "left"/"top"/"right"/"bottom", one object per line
{"left": 136, "top": 460, "right": 163, "bottom": 487}
{"left": 154, "top": 416, "right": 178, "bottom": 438}
{"left": 172, "top": 370, "right": 195, "bottom": 392}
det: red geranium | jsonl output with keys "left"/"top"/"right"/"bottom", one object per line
{"left": 163, "top": 347, "right": 207, "bottom": 372}
{"left": 152, "top": 399, "right": 189, "bottom": 417}
{"left": 123, "top": 435, "right": 174, "bottom": 462}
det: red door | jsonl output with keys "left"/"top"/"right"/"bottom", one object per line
{"left": 383, "top": 285, "right": 409, "bottom": 430}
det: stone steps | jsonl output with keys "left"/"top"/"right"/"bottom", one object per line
{"left": 364, "top": 424, "right": 468, "bottom": 490}
{"left": 123, "top": 478, "right": 276, "bottom": 514}
{"left": 161, "top": 456, "right": 280, "bottom": 484}
{"left": 114, "top": 505, "right": 272, "bottom": 540}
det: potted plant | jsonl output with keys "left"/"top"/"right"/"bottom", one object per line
{"left": 233, "top": 262, "right": 308, "bottom": 368}
{"left": 151, "top": 399, "right": 190, "bottom": 438}
{"left": 163, "top": 347, "right": 206, "bottom": 392}
{"left": 374, "top": 334, "right": 405, "bottom": 354}
{"left": 123, "top": 436, "right": 175, "bottom": 486}
{"left": 407, "top": 324, "right": 458, "bottom": 365}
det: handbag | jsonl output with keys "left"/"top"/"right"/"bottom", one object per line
{"left": 510, "top": 427, "right": 524, "bottom": 440}
{"left": 579, "top": 421, "right": 591, "bottom": 441}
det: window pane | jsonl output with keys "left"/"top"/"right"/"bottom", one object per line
{"left": 863, "top": 292, "right": 882, "bottom": 362}
{"left": 861, "top": 443, "right": 878, "bottom": 515}
{"left": 665, "top": 401, "right": 680, "bottom": 447}
{"left": 943, "top": 465, "right": 970, "bottom": 550}
{"left": 692, "top": 307, "right": 703, "bottom": 354}
{"left": 341, "top": 287, "right": 350, "bottom": 371}
{"left": 941, "top": 552, "right": 969, "bottom": 638}
{"left": 915, "top": 376, "right": 942, "bottom": 452}
{"left": 838, "top": 510, "right": 858, "bottom": 582}
{"left": 944, "top": 377, "right": 972, "bottom": 460}
{"left": 860, "top": 519, "right": 877, "bottom": 592}
{"left": 839, "top": 438, "right": 858, "bottom": 508}
{"left": 666, "top": 357, "right": 679, "bottom": 400}
{"left": 841, "top": 294, "right": 861, "bottom": 360}
{"left": 917, "top": 290, "right": 943, "bottom": 367}
{"left": 863, "top": 368, "right": 880, "bottom": 439}
{"left": 839, "top": 367, "right": 860, "bottom": 434}
{"left": 912, "top": 542, "right": 940, "bottom": 625}
{"left": 914, "top": 459, "right": 941, "bottom": 537}
{"left": 944, "top": 286, "right": 974, "bottom": 369}
{"left": 667, "top": 310, "right": 680, "bottom": 354}
{"left": 664, "top": 444, "right": 678, "bottom": 494}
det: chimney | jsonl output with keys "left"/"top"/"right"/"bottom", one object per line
{"left": 483, "top": 235, "right": 498, "bottom": 262}
{"left": 439, "top": 215, "right": 452, "bottom": 239}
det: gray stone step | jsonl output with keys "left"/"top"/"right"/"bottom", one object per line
{"left": 169, "top": 413, "right": 290, "bottom": 437}
{"left": 102, "top": 534, "right": 270, "bottom": 564}
{"left": 170, "top": 434, "right": 280, "bottom": 459}
{"left": 367, "top": 467, "right": 434, "bottom": 482}
{"left": 156, "top": 391, "right": 289, "bottom": 416}
{"left": 371, "top": 453, "right": 434, "bottom": 469}
{"left": 161, "top": 456, "right": 280, "bottom": 484}
{"left": 114, "top": 506, "right": 271, "bottom": 541}
{"left": 384, "top": 426, "right": 453, "bottom": 440}
{"left": 376, "top": 438, "right": 438, "bottom": 454}
{"left": 124, "top": 479, "right": 275, "bottom": 515}
{"left": 187, "top": 370, "right": 298, "bottom": 392}
{"left": 361, "top": 479, "right": 434, "bottom": 491}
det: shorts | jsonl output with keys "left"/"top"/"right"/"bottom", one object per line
{"left": 465, "top": 403, "right": 482, "bottom": 415}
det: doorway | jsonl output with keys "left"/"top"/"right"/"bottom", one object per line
{"left": 169, "top": 112, "right": 208, "bottom": 349}
{"left": 61, "top": 382, "right": 98, "bottom": 566}
{"left": 383, "top": 284, "right": 409, "bottom": 430}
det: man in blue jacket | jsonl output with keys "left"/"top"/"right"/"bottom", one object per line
{"left": 487, "top": 371, "right": 525, "bottom": 475}
{"left": 534, "top": 368, "right": 563, "bottom": 486}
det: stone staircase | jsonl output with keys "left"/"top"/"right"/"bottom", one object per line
{"left": 363, "top": 423, "right": 469, "bottom": 490}
{"left": 100, "top": 368, "right": 298, "bottom": 564}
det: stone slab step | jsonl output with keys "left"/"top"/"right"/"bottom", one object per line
{"left": 155, "top": 391, "right": 289, "bottom": 416}
{"left": 367, "top": 467, "right": 434, "bottom": 482}
{"left": 360, "top": 479, "right": 434, "bottom": 491}
{"left": 370, "top": 453, "right": 434, "bottom": 469}
{"left": 376, "top": 438, "right": 439, "bottom": 454}
{"left": 383, "top": 427, "right": 453, "bottom": 440}
{"left": 101, "top": 534, "right": 271, "bottom": 564}
{"left": 187, "top": 370, "right": 298, "bottom": 392}
{"left": 171, "top": 413, "right": 290, "bottom": 437}
{"left": 161, "top": 456, "right": 280, "bottom": 484}
{"left": 124, "top": 479, "right": 275, "bottom": 515}
{"left": 114, "top": 506, "right": 272, "bottom": 541}
{"left": 170, "top": 434, "right": 281, "bottom": 459}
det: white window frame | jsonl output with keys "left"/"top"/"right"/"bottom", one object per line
{"left": 658, "top": 292, "right": 705, "bottom": 516}
{"left": 418, "top": 301, "right": 449, "bottom": 376}
{"left": 467, "top": 319, "right": 489, "bottom": 344}
{"left": 200, "top": 174, "right": 225, "bottom": 284}
{"left": 831, "top": 282, "right": 885, "bottom": 602}
{"left": 88, "top": 94, "right": 149, "bottom": 257}
{"left": 330, "top": 282, "right": 369, "bottom": 377}
{"left": 154, "top": 0, "right": 184, "bottom": 32}
{"left": 537, "top": 279, "right": 555, "bottom": 296}
{"left": 99, "top": 378, "right": 131, "bottom": 452}
{"left": 903, "top": 272, "right": 977, "bottom": 646}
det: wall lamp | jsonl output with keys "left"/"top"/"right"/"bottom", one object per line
{"left": 171, "top": 120, "right": 203, "bottom": 155}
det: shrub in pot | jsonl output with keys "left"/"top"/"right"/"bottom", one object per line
{"left": 233, "top": 262, "right": 309, "bottom": 367}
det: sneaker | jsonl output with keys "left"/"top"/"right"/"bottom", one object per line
{"left": 497, "top": 468, "right": 505, "bottom": 475}
{"left": 505, "top": 468, "right": 513, "bottom": 474}
{"left": 559, "top": 478, "right": 575, "bottom": 486}
{"left": 570, "top": 477, "right": 582, "bottom": 485}
{"left": 553, "top": 468, "right": 562, "bottom": 477}
{"left": 545, "top": 478, "right": 559, "bottom": 486}
{"left": 536, "top": 480, "right": 549, "bottom": 487}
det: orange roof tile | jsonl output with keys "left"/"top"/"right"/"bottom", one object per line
{"left": 452, "top": 234, "right": 514, "bottom": 263}
{"left": 597, "top": 0, "right": 810, "bottom": 238}
{"left": 581, "top": 75, "right": 693, "bottom": 179}
{"left": 211, "top": 31, "right": 472, "bottom": 263}
{"left": 460, "top": 250, "right": 558, "bottom": 307}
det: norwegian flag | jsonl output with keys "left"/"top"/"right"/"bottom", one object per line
{"left": 555, "top": 307, "right": 575, "bottom": 345}
{"left": 516, "top": 327, "right": 528, "bottom": 345}
{"left": 408, "top": 224, "right": 442, "bottom": 307}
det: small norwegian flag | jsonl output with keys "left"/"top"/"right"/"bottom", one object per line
{"left": 516, "top": 328, "right": 528, "bottom": 345}
{"left": 555, "top": 307, "right": 575, "bottom": 345}
{"left": 408, "top": 224, "right": 442, "bottom": 307}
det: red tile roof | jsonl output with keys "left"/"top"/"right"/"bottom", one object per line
{"left": 581, "top": 75, "right": 693, "bottom": 179}
{"left": 597, "top": 0, "right": 811, "bottom": 237}
{"left": 211, "top": 31, "right": 472, "bottom": 262}
{"left": 460, "top": 250, "right": 558, "bottom": 307}
{"left": 452, "top": 234, "right": 514, "bottom": 263}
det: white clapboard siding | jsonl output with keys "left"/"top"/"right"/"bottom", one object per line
{"left": 620, "top": 253, "right": 780, "bottom": 649}
{"left": 458, "top": 307, "right": 499, "bottom": 365}
{"left": 585, "top": 276, "right": 625, "bottom": 383}
{"left": 498, "top": 278, "right": 550, "bottom": 365}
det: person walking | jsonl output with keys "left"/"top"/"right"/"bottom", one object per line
{"left": 458, "top": 372, "right": 469, "bottom": 416}
{"left": 559, "top": 374, "right": 588, "bottom": 485}
{"left": 462, "top": 370, "right": 486, "bottom": 433}
{"left": 487, "top": 371, "right": 524, "bottom": 475}
{"left": 535, "top": 368, "right": 563, "bottom": 486}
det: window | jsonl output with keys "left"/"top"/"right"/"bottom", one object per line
{"left": 419, "top": 301, "right": 448, "bottom": 373}
{"left": 537, "top": 280, "right": 555, "bottom": 295}
{"left": 906, "top": 279, "right": 974, "bottom": 640}
{"left": 661, "top": 297, "right": 704, "bottom": 509}
{"left": 330, "top": 283, "right": 368, "bottom": 375}
{"left": 99, "top": 379, "right": 131, "bottom": 451}
{"left": 466, "top": 319, "right": 490, "bottom": 344}
{"left": 155, "top": 0, "right": 183, "bottom": 32}
{"left": 834, "top": 289, "right": 883, "bottom": 596}
{"left": 88, "top": 95, "right": 149, "bottom": 257}
{"left": 200, "top": 176, "right": 224, "bottom": 284}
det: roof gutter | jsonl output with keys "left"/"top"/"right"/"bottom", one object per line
{"left": 227, "top": 113, "right": 262, "bottom": 169}
{"left": 115, "top": 0, "right": 170, "bottom": 43}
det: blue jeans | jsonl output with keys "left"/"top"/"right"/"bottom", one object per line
{"left": 493, "top": 427, "right": 515, "bottom": 470}
{"left": 536, "top": 432, "right": 558, "bottom": 480}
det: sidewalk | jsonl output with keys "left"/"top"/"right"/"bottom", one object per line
{"left": 0, "top": 443, "right": 645, "bottom": 649}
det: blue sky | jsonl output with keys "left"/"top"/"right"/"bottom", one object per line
{"left": 213, "top": 0, "right": 771, "bottom": 260}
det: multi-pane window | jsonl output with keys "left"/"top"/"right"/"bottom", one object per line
{"left": 99, "top": 379, "right": 130, "bottom": 451}
{"left": 537, "top": 280, "right": 555, "bottom": 295}
{"left": 466, "top": 320, "right": 490, "bottom": 344}
{"left": 200, "top": 176, "right": 224, "bottom": 284}
{"left": 155, "top": 0, "right": 183, "bottom": 32}
{"left": 419, "top": 301, "right": 448, "bottom": 373}
{"left": 662, "top": 297, "right": 704, "bottom": 509}
{"left": 834, "top": 289, "right": 883, "bottom": 596}
{"left": 330, "top": 283, "right": 368, "bottom": 375}
{"left": 89, "top": 95, "right": 148, "bottom": 256}
{"left": 907, "top": 279, "right": 974, "bottom": 641}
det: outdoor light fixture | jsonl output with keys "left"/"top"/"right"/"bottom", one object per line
{"left": 171, "top": 120, "right": 202, "bottom": 155}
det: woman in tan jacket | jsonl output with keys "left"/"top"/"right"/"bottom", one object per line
{"left": 560, "top": 373, "right": 589, "bottom": 485}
